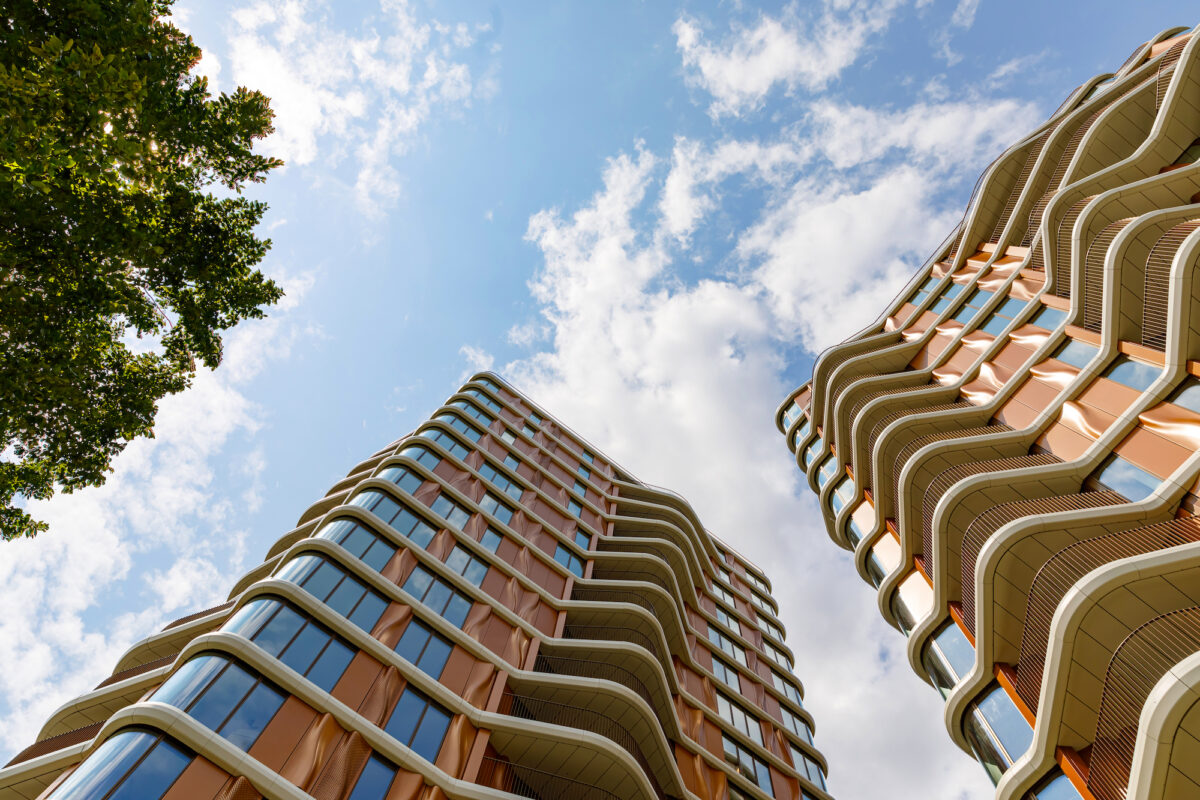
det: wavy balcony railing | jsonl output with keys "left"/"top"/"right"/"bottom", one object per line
{"left": 1016, "top": 517, "right": 1200, "bottom": 710}
{"left": 478, "top": 756, "right": 626, "bottom": 800}
{"left": 959, "top": 490, "right": 1125, "bottom": 634}
{"left": 1143, "top": 219, "right": 1200, "bottom": 350}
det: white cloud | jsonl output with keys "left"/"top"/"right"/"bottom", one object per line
{"left": 674, "top": 1, "right": 905, "bottom": 118}
{"left": 501, "top": 80, "right": 1037, "bottom": 796}
{"left": 0, "top": 272, "right": 316, "bottom": 758}
{"left": 951, "top": 0, "right": 982, "bottom": 29}
{"left": 223, "top": 0, "right": 493, "bottom": 212}
{"left": 936, "top": 0, "right": 982, "bottom": 65}
{"left": 459, "top": 344, "right": 495, "bottom": 381}
{"left": 987, "top": 50, "right": 1050, "bottom": 88}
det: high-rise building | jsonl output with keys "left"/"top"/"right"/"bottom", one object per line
{"left": 2, "top": 374, "right": 830, "bottom": 800}
{"left": 777, "top": 25, "right": 1200, "bottom": 800}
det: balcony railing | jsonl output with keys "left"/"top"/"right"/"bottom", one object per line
{"left": 502, "top": 690, "right": 668, "bottom": 800}
{"left": 534, "top": 652, "right": 659, "bottom": 711}
{"left": 477, "top": 756, "right": 624, "bottom": 800}
{"left": 563, "top": 623, "right": 667, "bottom": 665}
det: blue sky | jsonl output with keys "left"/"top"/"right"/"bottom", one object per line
{"left": 3, "top": 1, "right": 1198, "bottom": 798}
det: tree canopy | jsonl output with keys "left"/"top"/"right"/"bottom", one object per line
{"left": 0, "top": 0, "right": 283, "bottom": 540}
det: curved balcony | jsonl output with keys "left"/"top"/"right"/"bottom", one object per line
{"left": 478, "top": 756, "right": 626, "bottom": 800}
{"left": 1016, "top": 516, "right": 1200, "bottom": 711}
{"left": 959, "top": 490, "right": 1125, "bottom": 635}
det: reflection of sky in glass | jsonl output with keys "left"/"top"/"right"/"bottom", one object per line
{"left": 1032, "top": 306, "right": 1068, "bottom": 331}
{"left": 1095, "top": 456, "right": 1161, "bottom": 500}
{"left": 977, "top": 684, "right": 1033, "bottom": 763}
{"left": 934, "top": 621, "right": 975, "bottom": 680}
{"left": 1030, "top": 771, "right": 1087, "bottom": 800}
{"left": 1054, "top": 339, "right": 1098, "bottom": 369}
{"left": 1172, "top": 381, "right": 1200, "bottom": 414}
{"left": 1105, "top": 358, "right": 1159, "bottom": 391}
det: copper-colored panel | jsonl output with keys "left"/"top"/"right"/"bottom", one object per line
{"left": 434, "top": 714, "right": 476, "bottom": 779}
{"left": 358, "top": 666, "right": 406, "bottom": 728}
{"left": 995, "top": 399, "right": 1040, "bottom": 429}
{"left": 1006, "top": 375, "right": 1064, "bottom": 411}
{"left": 160, "top": 756, "right": 231, "bottom": 800}
{"left": 1113, "top": 428, "right": 1191, "bottom": 479}
{"left": 1138, "top": 404, "right": 1200, "bottom": 449}
{"left": 248, "top": 695, "right": 318, "bottom": 772}
{"left": 278, "top": 713, "right": 346, "bottom": 791}
{"left": 1037, "top": 422, "right": 1095, "bottom": 459}
{"left": 1076, "top": 379, "right": 1144, "bottom": 418}
{"left": 1028, "top": 359, "right": 1082, "bottom": 389}
{"left": 371, "top": 602, "right": 413, "bottom": 650}
{"left": 331, "top": 651, "right": 384, "bottom": 710}
{"left": 1056, "top": 400, "right": 1117, "bottom": 441}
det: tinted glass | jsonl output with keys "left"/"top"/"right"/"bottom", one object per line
{"left": 188, "top": 661, "right": 256, "bottom": 731}
{"left": 306, "top": 639, "right": 355, "bottom": 692}
{"left": 411, "top": 703, "right": 451, "bottom": 761}
{"left": 347, "top": 755, "right": 397, "bottom": 800}
{"left": 253, "top": 603, "right": 305, "bottom": 657}
{"left": 152, "top": 654, "right": 226, "bottom": 711}
{"left": 444, "top": 594, "right": 472, "bottom": 627}
{"left": 1031, "top": 305, "right": 1067, "bottom": 331}
{"left": 105, "top": 737, "right": 191, "bottom": 800}
{"left": 349, "top": 590, "right": 388, "bottom": 632}
{"left": 303, "top": 560, "right": 343, "bottom": 601}
{"left": 278, "top": 623, "right": 327, "bottom": 676}
{"left": 981, "top": 312, "right": 1012, "bottom": 336}
{"left": 220, "top": 681, "right": 285, "bottom": 749}
{"left": 1030, "top": 770, "right": 1086, "bottom": 800}
{"left": 48, "top": 729, "right": 155, "bottom": 800}
{"left": 846, "top": 520, "right": 863, "bottom": 547}
{"left": 223, "top": 598, "right": 277, "bottom": 639}
{"left": 977, "top": 684, "right": 1033, "bottom": 762}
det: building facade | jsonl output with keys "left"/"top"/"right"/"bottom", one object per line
{"left": 776, "top": 25, "right": 1200, "bottom": 800}
{"left": 1, "top": 374, "right": 830, "bottom": 800}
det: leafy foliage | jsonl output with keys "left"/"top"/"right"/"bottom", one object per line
{"left": 0, "top": 0, "right": 283, "bottom": 540}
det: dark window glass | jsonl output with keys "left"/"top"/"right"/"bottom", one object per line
{"left": 47, "top": 729, "right": 156, "bottom": 799}
{"left": 554, "top": 544, "right": 584, "bottom": 577}
{"left": 431, "top": 495, "right": 471, "bottom": 529}
{"left": 186, "top": 661, "right": 256, "bottom": 732}
{"left": 480, "top": 528, "right": 502, "bottom": 552}
{"left": 150, "top": 654, "right": 226, "bottom": 711}
{"left": 278, "top": 622, "right": 328, "bottom": 676}
{"left": 846, "top": 520, "right": 863, "bottom": 547}
{"left": 446, "top": 546, "right": 488, "bottom": 586}
{"left": 347, "top": 755, "right": 398, "bottom": 800}
{"left": 303, "top": 560, "right": 344, "bottom": 601}
{"left": 221, "top": 598, "right": 276, "bottom": 640}
{"left": 395, "top": 619, "right": 453, "bottom": 678}
{"left": 327, "top": 577, "right": 366, "bottom": 618}
{"left": 252, "top": 603, "right": 305, "bottom": 658}
{"left": 103, "top": 736, "right": 191, "bottom": 800}
{"left": 574, "top": 529, "right": 590, "bottom": 549}
{"left": 1104, "top": 357, "right": 1158, "bottom": 391}
{"left": 722, "top": 735, "right": 773, "bottom": 793}
{"left": 480, "top": 493, "right": 514, "bottom": 525}
{"left": 400, "top": 444, "right": 444, "bottom": 469}
{"left": 220, "top": 681, "right": 285, "bottom": 749}
{"left": 306, "top": 639, "right": 355, "bottom": 692}
{"left": 1092, "top": 456, "right": 1160, "bottom": 501}
{"left": 404, "top": 566, "right": 473, "bottom": 628}
{"left": 349, "top": 590, "right": 388, "bottom": 632}
{"left": 384, "top": 687, "right": 452, "bottom": 762}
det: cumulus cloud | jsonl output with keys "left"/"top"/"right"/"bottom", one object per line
{"left": 496, "top": 73, "right": 1039, "bottom": 796}
{"left": 674, "top": 1, "right": 906, "bottom": 117}
{"left": 459, "top": 344, "right": 495, "bottom": 381}
{"left": 0, "top": 272, "right": 315, "bottom": 758}
{"left": 225, "top": 0, "right": 492, "bottom": 211}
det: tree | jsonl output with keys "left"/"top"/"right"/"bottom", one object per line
{"left": 0, "top": 0, "right": 284, "bottom": 540}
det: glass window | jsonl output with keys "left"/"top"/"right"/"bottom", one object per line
{"left": 790, "top": 745, "right": 827, "bottom": 791}
{"left": 480, "top": 528, "right": 503, "bottom": 553}
{"left": 479, "top": 492, "right": 514, "bottom": 525}
{"left": 479, "top": 462, "right": 525, "bottom": 502}
{"left": 529, "top": 412, "right": 542, "bottom": 425}
{"left": 816, "top": 455, "right": 838, "bottom": 489}
{"left": 430, "top": 494, "right": 471, "bottom": 529}
{"left": 1170, "top": 379, "right": 1200, "bottom": 414}
{"left": 1028, "top": 768, "right": 1086, "bottom": 800}
{"left": 434, "top": 411, "right": 484, "bottom": 442}
{"left": 1103, "top": 357, "right": 1158, "bottom": 391}
{"left": 763, "top": 640, "right": 792, "bottom": 667}
{"left": 952, "top": 289, "right": 993, "bottom": 322}
{"left": 347, "top": 755, "right": 399, "bottom": 800}
{"left": 573, "top": 529, "right": 591, "bottom": 550}
{"left": 749, "top": 591, "right": 775, "bottom": 616}
{"left": 402, "top": 442, "right": 449, "bottom": 469}
{"left": 522, "top": 423, "right": 535, "bottom": 438}
{"left": 963, "top": 682, "right": 1034, "bottom": 784}
{"left": 783, "top": 400, "right": 805, "bottom": 429}
{"left": 554, "top": 543, "right": 585, "bottom": 577}
{"left": 758, "top": 616, "right": 785, "bottom": 643}
{"left": 743, "top": 571, "right": 769, "bottom": 593}
{"left": 384, "top": 686, "right": 452, "bottom": 762}
{"left": 711, "top": 656, "right": 740, "bottom": 689}
{"left": 500, "top": 429, "right": 516, "bottom": 445}
{"left": 846, "top": 519, "right": 864, "bottom": 547}
{"left": 781, "top": 707, "right": 813, "bottom": 745}
{"left": 573, "top": 479, "right": 588, "bottom": 498}
{"left": 1031, "top": 305, "right": 1067, "bottom": 331}
{"left": 404, "top": 566, "right": 473, "bottom": 627}
{"left": 395, "top": 618, "right": 453, "bottom": 678}
{"left": 707, "top": 626, "right": 747, "bottom": 667}
{"left": 226, "top": 598, "right": 354, "bottom": 693}
{"left": 802, "top": 439, "right": 823, "bottom": 468}
{"left": 464, "top": 388, "right": 501, "bottom": 413}
{"left": 1092, "top": 455, "right": 1161, "bottom": 501}
{"left": 379, "top": 463, "right": 425, "bottom": 493}
{"left": 830, "top": 476, "right": 854, "bottom": 514}
{"left": 449, "top": 399, "right": 494, "bottom": 426}
{"left": 278, "top": 555, "right": 388, "bottom": 635}
{"left": 722, "top": 735, "right": 773, "bottom": 794}
{"left": 713, "top": 582, "right": 735, "bottom": 607}
{"left": 717, "top": 693, "right": 763, "bottom": 745}
{"left": 714, "top": 605, "right": 741, "bottom": 635}
{"left": 922, "top": 620, "right": 976, "bottom": 699}
{"left": 319, "top": 519, "right": 396, "bottom": 573}
{"left": 153, "top": 655, "right": 284, "bottom": 751}
{"left": 1052, "top": 339, "right": 1098, "bottom": 369}
{"left": 577, "top": 464, "right": 591, "bottom": 480}
{"left": 567, "top": 498, "right": 583, "bottom": 517}
{"left": 445, "top": 545, "right": 489, "bottom": 586}
{"left": 48, "top": 729, "right": 191, "bottom": 800}
{"left": 582, "top": 450, "right": 595, "bottom": 464}
{"left": 773, "top": 671, "right": 803, "bottom": 707}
